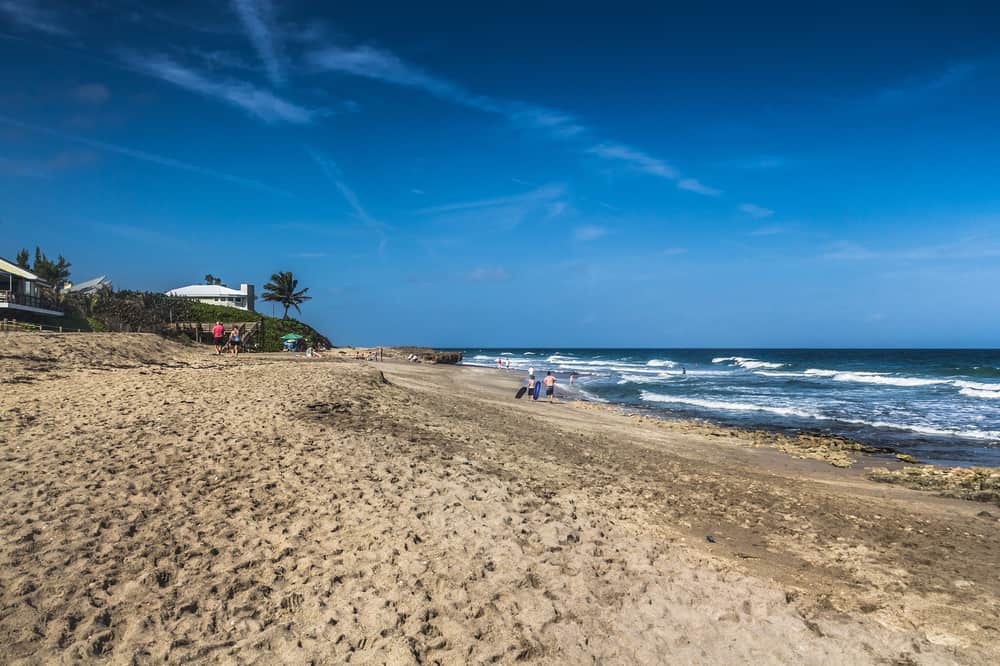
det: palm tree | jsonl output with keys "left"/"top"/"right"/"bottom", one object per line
{"left": 262, "top": 271, "right": 311, "bottom": 319}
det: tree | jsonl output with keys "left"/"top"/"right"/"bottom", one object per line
{"left": 32, "top": 247, "right": 71, "bottom": 294}
{"left": 262, "top": 271, "right": 311, "bottom": 319}
{"left": 15, "top": 248, "right": 29, "bottom": 269}
{"left": 204, "top": 274, "right": 223, "bottom": 286}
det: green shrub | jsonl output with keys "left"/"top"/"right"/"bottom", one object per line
{"left": 187, "top": 302, "right": 331, "bottom": 352}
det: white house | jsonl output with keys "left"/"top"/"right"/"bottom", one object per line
{"left": 0, "top": 257, "right": 63, "bottom": 317}
{"left": 65, "top": 275, "right": 112, "bottom": 294}
{"left": 166, "top": 283, "right": 256, "bottom": 312}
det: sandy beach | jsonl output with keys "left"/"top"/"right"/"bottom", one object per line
{"left": 1, "top": 333, "right": 998, "bottom": 664}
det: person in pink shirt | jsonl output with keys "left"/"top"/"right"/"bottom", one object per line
{"left": 211, "top": 321, "right": 225, "bottom": 355}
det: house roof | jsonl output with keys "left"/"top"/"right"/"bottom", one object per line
{"left": 0, "top": 257, "right": 41, "bottom": 281}
{"left": 166, "top": 284, "right": 247, "bottom": 298}
{"left": 66, "top": 275, "right": 110, "bottom": 293}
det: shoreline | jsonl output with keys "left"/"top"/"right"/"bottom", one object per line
{"left": 454, "top": 361, "right": 1000, "bottom": 505}
{"left": 459, "top": 362, "right": 945, "bottom": 470}
{"left": 2, "top": 333, "right": 999, "bottom": 663}
{"left": 459, "top": 360, "right": 996, "bottom": 469}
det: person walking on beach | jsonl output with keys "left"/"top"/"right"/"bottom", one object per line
{"left": 228, "top": 325, "right": 241, "bottom": 356}
{"left": 527, "top": 373, "right": 536, "bottom": 401}
{"left": 211, "top": 321, "right": 225, "bottom": 355}
{"left": 505, "top": 358, "right": 511, "bottom": 370}
{"left": 543, "top": 371, "right": 557, "bottom": 402}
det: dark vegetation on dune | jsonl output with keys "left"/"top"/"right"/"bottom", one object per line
{"left": 12, "top": 290, "right": 331, "bottom": 352}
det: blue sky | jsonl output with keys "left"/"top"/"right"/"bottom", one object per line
{"left": 2, "top": 1, "right": 999, "bottom": 347}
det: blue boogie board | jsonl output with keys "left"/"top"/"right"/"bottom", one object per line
{"left": 533, "top": 380, "right": 542, "bottom": 400}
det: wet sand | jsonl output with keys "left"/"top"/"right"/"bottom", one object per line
{"left": 1, "top": 333, "right": 998, "bottom": 664}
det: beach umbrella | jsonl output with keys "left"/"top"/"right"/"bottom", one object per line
{"left": 280, "top": 332, "right": 304, "bottom": 340}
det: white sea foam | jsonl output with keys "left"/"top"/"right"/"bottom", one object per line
{"left": 741, "top": 360, "right": 786, "bottom": 370}
{"left": 754, "top": 371, "right": 806, "bottom": 378}
{"left": 639, "top": 392, "right": 1000, "bottom": 440}
{"left": 617, "top": 373, "right": 681, "bottom": 384}
{"left": 646, "top": 359, "right": 677, "bottom": 367}
{"left": 837, "top": 418, "right": 1000, "bottom": 441}
{"left": 960, "top": 387, "right": 1000, "bottom": 400}
{"left": 954, "top": 379, "right": 1000, "bottom": 392}
{"left": 639, "top": 392, "right": 819, "bottom": 419}
{"left": 546, "top": 354, "right": 577, "bottom": 362}
{"left": 802, "top": 369, "right": 947, "bottom": 387}
{"left": 712, "top": 356, "right": 785, "bottom": 370}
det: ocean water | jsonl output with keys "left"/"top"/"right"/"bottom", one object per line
{"left": 460, "top": 349, "right": 1000, "bottom": 467}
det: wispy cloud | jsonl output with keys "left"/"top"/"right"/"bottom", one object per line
{"left": 822, "top": 236, "right": 1000, "bottom": 261}
{"left": 307, "top": 149, "right": 388, "bottom": 249}
{"left": 306, "top": 44, "right": 584, "bottom": 139}
{"left": 308, "top": 42, "right": 728, "bottom": 198}
{"left": 417, "top": 184, "right": 567, "bottom": 230}
{"left": 465, "top": 266, "right": 510, "bottom": 282}
{"left": 0, "top": 0, "right": 68, "bottom": 35}
{"left": 877, "top": 62, "right": 979, "bottom": 103}
{"left": 822, "top": 241, "right": 879, "bottom": 260}
{"left": 71, "top": 83, "right": 110, "bottom": 105}
{"left": 416, "top": 184, "right": 565, "bottom": 215}
{"left": 122, "top": 53, "right": 313, "bottom": 124}
{"left": 677, "top": 178, "right": 721, "bottom": 197}
{"left": 662, "top": 247, "right": 688, "bottom": 256}
{"left": 0, "top": 149, "right": 98, "bottom": 177}
{"left": 574, "top": 225, "right": 606, "bottom": 241}
{"left": 588, "top": 144, "right": 720, "bottom": 196}
{"left": 308, "top": 44, "right": 484, "bottom": 106}
{"left": 92, "top": 222, "right": 180, "bottom": 247}
{"left": 748, "top": 225, "right": 786, "bottom": 237}
{"left": 230, "top": 0, "right": 285, "bottom": 86}
{"left": 507, "top": 105, "right": 586, "bottom": 138}
{"left": 739, "top": 203, "right": 774, "bottom": 218}
{"left": 586, "top": 143, "right": 677, "bottom": 179}
{"left": 0, "top": 113, "right": 291, "bottom": 196}
{"left": 718, "top": 156, "right": 788, "bottom": 170}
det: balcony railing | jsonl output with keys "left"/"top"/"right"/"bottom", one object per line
{"left": 0, "top": 290, "right": 63, "bottom": 312}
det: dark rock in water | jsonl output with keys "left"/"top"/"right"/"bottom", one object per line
{"left": 895, "top": 454, "right": 920, "bottom": 464}
{"left": 390, "top": 347, "right": 463, "bottom": 364}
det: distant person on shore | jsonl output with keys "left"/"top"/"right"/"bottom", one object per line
{"left": 497, "top": 357, "right": 503, "bottom": 370}
{"left": 528, "top": 365, "right": 535, "bottom": 377}
{"left": 543, "top": 371, "right": 556, "bottom": 402}
{"left": 527, "top": 373, "right": 536, "bottom": 399}
{"left": 229, "top": 326, "right": 241, "bottom": 356}
{"left": 505, "top": 358, "right": 511, "bottom": 370}
{"left": 212, "top": 321, "right": 225, "bottom": 355}
{"left": 569, "top": 371, "right": 576, "bottom": 385}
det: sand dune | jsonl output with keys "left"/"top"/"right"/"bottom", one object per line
{"left": 1, "top": 333, "right": 997, "bottom": 663}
